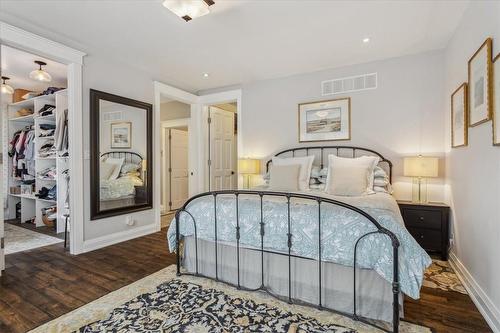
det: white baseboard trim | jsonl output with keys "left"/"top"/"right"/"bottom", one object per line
{"left": 449, "top": 252, "right": 500, "bottom": 333}
{"left": 82, "top": 223, "right": 157, "bottom": 253}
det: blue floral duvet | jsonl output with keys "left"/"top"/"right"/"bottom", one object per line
{"left": 167, "top": 191, "right": 431, "bottom": 299}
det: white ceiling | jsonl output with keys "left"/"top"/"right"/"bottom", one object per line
{"left": 0, "top": 0, "right": 469, "bottom": 93}
{"left": 1, "top": 45, "right": 67, "bottom": 92}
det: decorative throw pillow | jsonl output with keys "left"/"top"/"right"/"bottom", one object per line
{"left": 104, "top": 157, "right": 125, "bottom": 180}
{"left": 269, "top": 164, "right": 301, "bottom": 191}
{"left": 121, "top": 162, "right": 141, "bottom": 174}
{"left": 325, "top": 155, "right": 379, "bottom": 196}
{"left": 100, "top": 162, "right": 116, "bottom": 180}
{"left": 272, "top": 155, "right": 314, "bottom": 191}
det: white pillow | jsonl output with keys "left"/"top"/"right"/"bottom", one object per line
{"left": 105, "top": 157, "right": 125, "bottom": 180}
{"left": 272, "top": 155, "right": 314, "bottom": 191}
{"left": 325, "top": 155, "right": 379, "bottom": 196}
{"left": 100, "top": 162, "right": 116, "bottom": 180}
{"left": 269, "top": 164, "right": 301, "bottom": 191}
{"left": 326, "top": 166, "right": 370, "bottom": 196}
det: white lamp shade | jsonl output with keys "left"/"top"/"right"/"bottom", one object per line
{"left": 29, "top": 69, "right": 52, "bottom": 82}
{"left": 162, "top": 0, "right": 210, "bottom": 20}
{"left": 1, "top": 83, "right": 14, "bottom": 94}
{"left": 404, "top": 156, "right": 438, "bottom": 178}
{"left": 238, "top": 159, "right": 260, "bottom": 175}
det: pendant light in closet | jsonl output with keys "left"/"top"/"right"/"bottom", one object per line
{"left": 1, "top": 76, "right": 14, "bottom": 94}
{"left": 29, "top": 60, "right": 52, "bottom": 82}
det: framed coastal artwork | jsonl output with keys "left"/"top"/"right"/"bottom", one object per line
{"left": 451, "top": 83, "right": 468, "bottom": 148}
{"left": 468, "top": 38, "right": 493, "bottom": 127}
{"left": 493, "top": 53, "right": 500, "bottom": 146}
{"left": 298, "top": 97, "right": 351, "bottom": 142}
{"left": 111, "top": 122, "right": 132, "bottom": 148}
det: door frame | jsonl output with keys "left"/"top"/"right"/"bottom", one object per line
{"left": 160, "top": 118, "right": 190, "bottom": 214}
{"left": 0, "top": 21, "right": 86, "bottom": 256}
{"left": 153, "top": 82, "right": 198, "bottom": 231}
{"left": 153, "top": 82, "right": 243, "bottom": 225}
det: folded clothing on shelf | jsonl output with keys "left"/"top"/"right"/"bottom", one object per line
{"left": 39, "top": 128, "right": 55, "bottom": 137}
{"left": 36, "top": 185, "right": 57, "bottom": 201}
{"left": 38, "top": 104, "right": 55, "bottom": 116}
{"left": 16, "top": 108, "right": 33, "bottom": 117}
{"left": 38, "top": 139, "right": 56, "bottom": 158}
{"left": 40, "top": 87, "right": 64, "bottom": 96}
{"left": 37, "top": 166, "right": 57, "bottom": 180}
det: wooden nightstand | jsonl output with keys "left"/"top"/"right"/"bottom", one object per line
{"left": 397, "top": 201, "right": 450, "bottom": 260}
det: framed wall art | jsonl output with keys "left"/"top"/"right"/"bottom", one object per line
{"left": 298, "top": 97, "right": 351, "bottom": 142}
{"left": 493, "top": 53, "right": 500, "bottom": 145}
{"left": 111, "top": 122, "right": 132, "bottom": 149}
{"left": 468, "top": 38, "right": 493, "bottom": 127}
{"left": 451, "top": 83, "right": 468, "bottom": 148}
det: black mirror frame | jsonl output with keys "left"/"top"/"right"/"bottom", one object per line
{"left": 90, "top": 89, "right": 153, "bottom": 220}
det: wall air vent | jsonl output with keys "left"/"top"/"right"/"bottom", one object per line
{"left": 103, "top": 111, "right": 123, "bottom": 122}
{"left": 321, "top": 72, "right": 377, "bottom": 96}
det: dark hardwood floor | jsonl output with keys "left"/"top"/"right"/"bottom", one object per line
{"left": 0, "top": 228, "right": 492, "bottom": 333}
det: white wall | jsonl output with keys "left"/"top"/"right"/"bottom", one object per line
{"left": 99, "top": 102, "right": 147, "bottom": 158}
{"left": 444, "top": 1, "right": 500, "bottom": 330}
{"left": 83, "top": 55, "right": 156, "bottom": 241}
{"left": 240, "top": 51, "right": 446, "bottom": 201}
{"left": 160, "top": 100, "right": 190, "bottom": 121}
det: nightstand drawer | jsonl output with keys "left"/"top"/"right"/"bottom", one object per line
{"left": 407, "top": 227, "right": 441, "bottom": 251}
{"left": 402, "top": 208, "right": 441, "bottom": 230}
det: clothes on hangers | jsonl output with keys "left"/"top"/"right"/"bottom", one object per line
{"left": 9, "top": 126, "right": 36, "bottom": 180}
{"left": 54, "top": 108, "right": 68, "bottom": 153}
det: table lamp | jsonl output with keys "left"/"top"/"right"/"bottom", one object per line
{"left": 238, "top": 158, "right": 260, "bottom": 189}
{"left": 404, "top": 156, "right": 438, "bottom": 203}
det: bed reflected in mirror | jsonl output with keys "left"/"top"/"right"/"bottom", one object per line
{"left": 90, "top": 90, "right": 152, "bottom": 220}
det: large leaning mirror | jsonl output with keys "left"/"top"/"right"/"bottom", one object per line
{"left": 90, "top": 89, "right": 153, "bottom": 220}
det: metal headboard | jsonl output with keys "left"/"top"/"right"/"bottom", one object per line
{"left": 101, "top": 151, "right": 143, "bottom": 165}
{"left": 266, "top": 146, "right": 392, "bottom": 182}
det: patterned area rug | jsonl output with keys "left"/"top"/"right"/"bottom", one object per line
{"left": 4, "top": 223, "right": 63, "bottom": 255}
{"left": 30, "top": 266, "right": 430, "bottom": 333}
{"left": 423, "top": 260, "right": 467, "bottom": 294}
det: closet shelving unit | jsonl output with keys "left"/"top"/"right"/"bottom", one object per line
{"left": 4, "top": 89, "right": 69, "bottom": 233}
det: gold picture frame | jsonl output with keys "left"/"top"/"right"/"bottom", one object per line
{"left": 451, "top": 83, "right": 468, "bottom": 148}
{"left": 468, "top": 37, "right": 493, "bottom": 127}
{"left": 493, "top": 53, "right": 500, "bottom": 146}
{"left": 111, "top": 122, "right": 132, "bottom": 149}
{"left": 298, "top": 97, "right": 351, "bottom": 142}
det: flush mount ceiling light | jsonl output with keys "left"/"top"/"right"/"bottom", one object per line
{"left": 1, "top": 76, "right": 14, "bottom": 94}
{"left": 362, "top": 37, "right": 370, "bottom": 43}
{"left": 162, "top": 0, "right": 215, "bottom": 22}
{"left": 29, "top": 60, "right": 52, "bottom": 82}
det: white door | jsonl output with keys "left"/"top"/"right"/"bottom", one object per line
{"left": 170, "top": 129, "right": 189, "bottom": 210}
{"left": 209, "top": 107, "right": 236, "bottom": 190}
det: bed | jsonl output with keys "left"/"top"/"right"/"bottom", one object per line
{"left": 167, "top": 146, "right": 432, "bottom": 333}
{"left": 100, "top": 151, "right": 144, "bottom": 210}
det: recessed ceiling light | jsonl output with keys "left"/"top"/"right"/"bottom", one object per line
{"left": 203, "top": 73, "right": 210, "bottom": 78}
{"left": 163, "top": 0, "right": 215, "bottom": 22}
{"left": 362, "top": 37, "right": 370, "bottom": 43}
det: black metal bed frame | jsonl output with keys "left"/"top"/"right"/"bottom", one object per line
{"left": 174, "top": 146, "right": 400, "bottom": 332}
{"left": 101, "top": 151, "right": 143, "bottom": 164}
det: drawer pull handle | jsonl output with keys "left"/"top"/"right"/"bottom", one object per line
{"left": 419, "top": 216, "right": 424, "bottom": 221}
{"left": 420, "top": 235, "right": 424, "bottom": 239}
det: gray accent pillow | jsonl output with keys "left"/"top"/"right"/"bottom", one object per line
{"left": 269, "top": 164, "right": 301, "bottom": 191}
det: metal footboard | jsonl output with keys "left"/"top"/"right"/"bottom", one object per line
{"left": 174, "top": 190, "right": 401, "bottom": 333}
